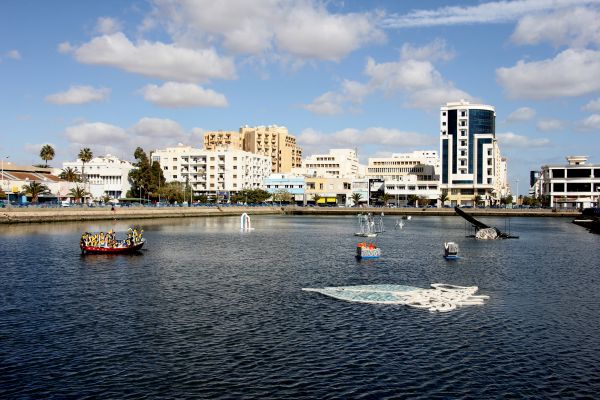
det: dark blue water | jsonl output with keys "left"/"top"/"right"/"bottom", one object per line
{"left": 1, "top": 215, "right": 599, "bottom": 399}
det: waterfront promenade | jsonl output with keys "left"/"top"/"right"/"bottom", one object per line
{"left": 0, "top": 205, "right": 579, "bottom": 224}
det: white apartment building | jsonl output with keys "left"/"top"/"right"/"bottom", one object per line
{"left": 62, "top": 154, "right": 133, "bottom": 200}
{"left": 300, "top": 149, "right": 361, "bottom": 178}
{"left": 440, "top": 100, "right": 507, "bottom": 206}
{"left": 366, "top": 151, "right": 440, "bottom": 205}
{"left": 538, "top": 156, "right": 600, "bottom": 208}
{"left": 151, "top": 145, "right": 271, "bottom": 199}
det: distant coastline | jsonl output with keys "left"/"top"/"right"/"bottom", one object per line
{"left": 0, "top": 206, "right": 579, "bottom": 224}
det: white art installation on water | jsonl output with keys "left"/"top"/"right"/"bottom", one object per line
{"left": 240, "top": 213, "right": 254, "bottom": 231}
{"left": 302, "top": 283, "right": 489, "bottom": 313}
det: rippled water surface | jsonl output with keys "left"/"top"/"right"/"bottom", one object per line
{"left": 1, "top": 215, "right": 600, "bottom": 398}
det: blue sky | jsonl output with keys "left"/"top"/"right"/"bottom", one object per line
{"left": 2, "top": 0, "right": 600, "bottom": 194}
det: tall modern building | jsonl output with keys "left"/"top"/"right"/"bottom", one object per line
{"left": 204, "top": 125, "right": 302, "bottom": 174}
{"left": 439, "top": 100, "right": 506, "bottom": 206}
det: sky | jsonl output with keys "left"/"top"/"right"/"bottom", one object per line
{"left": 2, "top": 0, "right": 600, "bottom": 195}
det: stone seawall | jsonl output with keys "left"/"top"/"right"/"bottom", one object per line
{"left": 0, "top": 205, "right": 579, "bottom": 224}
{"left": 0, "top": 206, "right": 284, "bottom": 224}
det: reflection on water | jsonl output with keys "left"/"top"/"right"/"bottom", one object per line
{"left": 1, "top": 215, "right": 599, "bottom": 398}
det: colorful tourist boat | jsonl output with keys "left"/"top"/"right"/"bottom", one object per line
{"left": 356, "top": 242, "right": 381, "bottom": 259}
{"left": 80, "top": 229, "right": 145, "bottom": 255}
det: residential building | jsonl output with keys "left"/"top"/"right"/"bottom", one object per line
{"left": 439, "top": 100, "right": 507, "bottom": 206}
{"left": 366, "top": 151, "right": 440, "bottom": 206}
{"left": 305, "top": 176, "right": 353, "bottom": 206}
{"left": 301, "top": 149, "right": 361, "bottom": 178}
{"left": 204, "top": 125, "right": 303, "bottom": 173}
{"left": 63, "top": 154, "right": 133, "bottom": 200}
{"left": 264, "top": 174, "right": 305, "bottom": 204}
{"left": 151, "top": 145, "right": 271, "bottom": 200}
{"left": 538, "top": 156, "right": 600, "bottom": 208}
{"left": 1, "top": 163, "right": 74, "bottom": 203}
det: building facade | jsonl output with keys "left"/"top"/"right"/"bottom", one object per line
{"left": 1, "top": 163, "right": 74, "bottom": 203}
{"left": 538, "top": 156, "right": 600, "bottom": 208}
{"left": 63, "top": 154, "right": 133, "bottom": 200}
{"left": 366, "top": 151, "right": 440, "bottom": 206}
{"left": 204, "top": 125, "right": 302, "bottom": 174}
{"left": 264, "top": 174, "right": 305, "bottom": 204}
{"left": 301, "top": 149, "right": 361, "bottom": 178}
{"left": 439, "top": 100, "right": 506, "bottom": 206}
{"left": 305, "top": 176, "right": 353, "bottom": 206}
{"left": 151, "top": 145, "right": 271, "bottom": 200}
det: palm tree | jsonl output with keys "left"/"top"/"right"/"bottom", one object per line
{"left": 381, "top": 193, "right": 394, "bottom": 206}
{"left": 69, "top": 185, "right": 89, "bottom": 203}
{"left": 312, "top": 193, "right": 322, "bottom": 205}
{"left": 439, "top": 190, "right": 449, "bottom": 207}
{"left": 22, "top": 181, "right": 49, "bottom": 203}
{"left": 351, "top": 192, "right": 362, "bottom": 207}
{"left": 408, "top": 194, "right": 419, "bottom": 207}
{"left": 39, "top": 144, "right": 55, "bottom": 167}
{"left": 474, "top": 194, "right": 482, "bottom": 208}
{"left": 78, "top": 147, "right": 93, "bottom": 183}
{"left": 59, "top": 167, "right": 80, "bottom": 182}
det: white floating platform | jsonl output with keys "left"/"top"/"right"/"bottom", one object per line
{"left": 302, "top": 283, "right": 489, "bottom": 313}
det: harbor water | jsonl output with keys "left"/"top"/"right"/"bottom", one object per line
{"left": 1, "top": 215, "right": 599, "bottom": 398}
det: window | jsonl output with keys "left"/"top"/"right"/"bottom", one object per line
{"left": 442, "top": 112, "right": 446, "bottom": 116}
{"left": 172, "top": 175, "right": 177, "bottom": 179}
{"left": 173, "top": 158, "right": 177, "bottom": 161}
{"left": 460, "top": 110, "right": 467, "bottom": 117}
{"left": 567, "top": 169, "right": 591, "bottom": 178}
{"left": 460, "top": 130, "right": 467, "bottom": 137}
{"left": 553, "top": 182, "right": 564, "bottom": 192}
{"left": 552, "top": 169, "right": 565, "bottom": 178}
{"left": 460, "top": 120, "right": 466, "bottom": 126}
{"left": 461, "top": 140, "right": 467, "bottom": 146}
{"left": 163, "top": 166, "right": 168, "bottom": 170}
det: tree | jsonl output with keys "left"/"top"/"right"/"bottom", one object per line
{"left": 474, "top": 195, "right": 482, "bottom": 207}
{"left": 351, "top": 192, "right": 362, "bottom": 207}
{"left": 128, "top": 147, "right": 157, "bottom": 200}
{"left": 272, "top": 189, "right": 293, "bottom": 204}
{"left": 22, "top": 181, "right": 49, "bottom": 203}
{"left": 418, "top": 195, "right": 429, "bottom": 207}
{"left": 69, "top": 185, "right": 89, "bottom": 203}
{"left": 157, "top": 182, "right": 185, "bottom": 204}
{"left": 231, "top": 188, "right": 271, "bottom": 204}
{"left": 312, "top": 193, "right": 322, "bottom": 205}
{"left": 59, "top": 167, "right": 80, "bottom": 182}
{"left": 408, "top": 194, "right": 419, "bottom": 206}
{"left": 439, "top": 190, "right": 449, "bottom": 206}
{"left": 40, "top": 144, "right": 55, "bottom": 167}
{"left": 381, "top": 193, "right": 394, "bottom": 206}
{"left": 78, "top": 147, "right": 93, "bottom": 184}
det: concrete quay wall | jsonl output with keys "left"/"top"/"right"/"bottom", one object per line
{"left": 0, "top": 205, "right": 579, "bottom": 224}
{"left": 0, "top": 206, "right": 283, "bottom": 224}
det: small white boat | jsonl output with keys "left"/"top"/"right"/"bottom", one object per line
{"left": 443, "top": 242, "right": 459, "bottom": 259}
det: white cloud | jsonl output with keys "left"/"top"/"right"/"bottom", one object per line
{"left": 537, "top": 118, "right": 567, "bottom": 131}
{"left": 297, "top": 127, "right": 436, "bottom": 156}
{"left": 96, "top": 17, "right": 122, "bottom": 35}
{"left": 497, "top": 48, "right": 600, "bottom": 99}
{"left": 506, "top": 106, "right": 536, "bottom": 122}
{"left": 141, "top": 82, "right": 228, "bottom": 108}
{"left": 512, "top": 6, "right": 600, "bottom": 48}
{"left": 71, "top": 32, "right": 236, "bottom": 83}
{"left": 130, "top": 117, "right": 186, "bottom": 138}
{"left": 6, "top": 49, "right": 21, "bottom": 60}
{"left": 302, "top": 92, "right": 344, "bottom": 116}
{"left": 45, "top": 85, "right": 111, "bottom": 105}
{"left": 58, "top": 42, "right": 73, "bottom": 53}
{"left": 382, "top": 0, "right": 599, "bottom": 28}
{"left": 64, "top": 122, "right": 128, "bottom": 145}
{"left": 497, "top": 132, "right": 551, "bottom": 148}
{"left": 400, "top": 38, "right": 455, "bottom": 61}
{"left": 583, "top": 98, "right": 600, "bottom": 111}
{"left": 151, "top": 0, "right": 384, "bottom": 61}
{"left": 579, "top": 114, "right": 600, "bottom": 129}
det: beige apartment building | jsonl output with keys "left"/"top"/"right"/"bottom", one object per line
{"left": 204, "top": 125, "right": 302, "bottom": 174}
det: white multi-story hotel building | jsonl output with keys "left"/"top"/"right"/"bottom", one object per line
{"left": 538, "top": 156, "right": 600, "bottom": 208}
{"left": 151, "top": 145, "right": 271, "bottom": 199}
{"left": 366, "top": 151, "right": 440, "bottom": 206}
{"left": 300, "top": 149, "right": 361, "bottom": 178}
{"left": 62, "top": 154, "right": 133, "bottom": 200}
{"left": 439, "top": 100, "right": 507, "bottom": 206}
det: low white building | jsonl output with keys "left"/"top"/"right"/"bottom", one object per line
{"left": 1, "top": 163, "right": 75, "bottom": 203}
{"left": 151, "top": 145, "right": 271, "bottom": 200}
{"left": 299, "top": 149, "right": 363, "bottom": 178}
{"left": 62, "top": 154, "right": 133, "bottom": 200}
{"left": 538, "top": 156, "right": 600, "bottom": 208}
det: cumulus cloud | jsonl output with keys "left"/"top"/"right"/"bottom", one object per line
{"left": 578, "top": 114, "right": 600, "bottom": 130}
{"left": 96, "top": 17, "right": 122, "bottom": 34}
{"left": 297, "top": 126, "right": 436, "bottom": 156}
{"left": 71, "top": 32, "right": 236, "bottom": 83}
{"left": 512, "top": 6, "right": 600, "bottom": 48}
{"left": 130, "top": 117, "right": 186, "bottom": 138}
{"left": 64, "top": 122, "right": 128, "bottom": 145}
{"left": 45, "top": 85, "right": 111, "bottom": 105}
{"left": 496, "top": 132, "right": 551, "bottom": 148}
{"left": 382, "top": 0, "right": 598, "bottom": 28}
{"left": 497, "top": 48, "right": 600, "bottom": 99}
{"left": 58, "top": 42, "right": 73, "bottom": 53}
{"left": 506, "top": 106, "right": 536, "bottom": 122}
{"left": 152, "top": 0, "right": 384, "bottom": 61}
{"left": 537, "top": 118, "right": 567, "bottom": 131}
{"left": 400, "top": 38, "right": 455, "bottom": 61}
{"left": 302, "top": 40, "right": 473, "bottom": 115}
{"left": 6, "top": 49, "right": 21, "bottom": 60}
{"left": 141, "top": 82, "right": 228, "bottom": 108}
{"left": 583, "top": 97, "right": 600, "bottom": 111}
